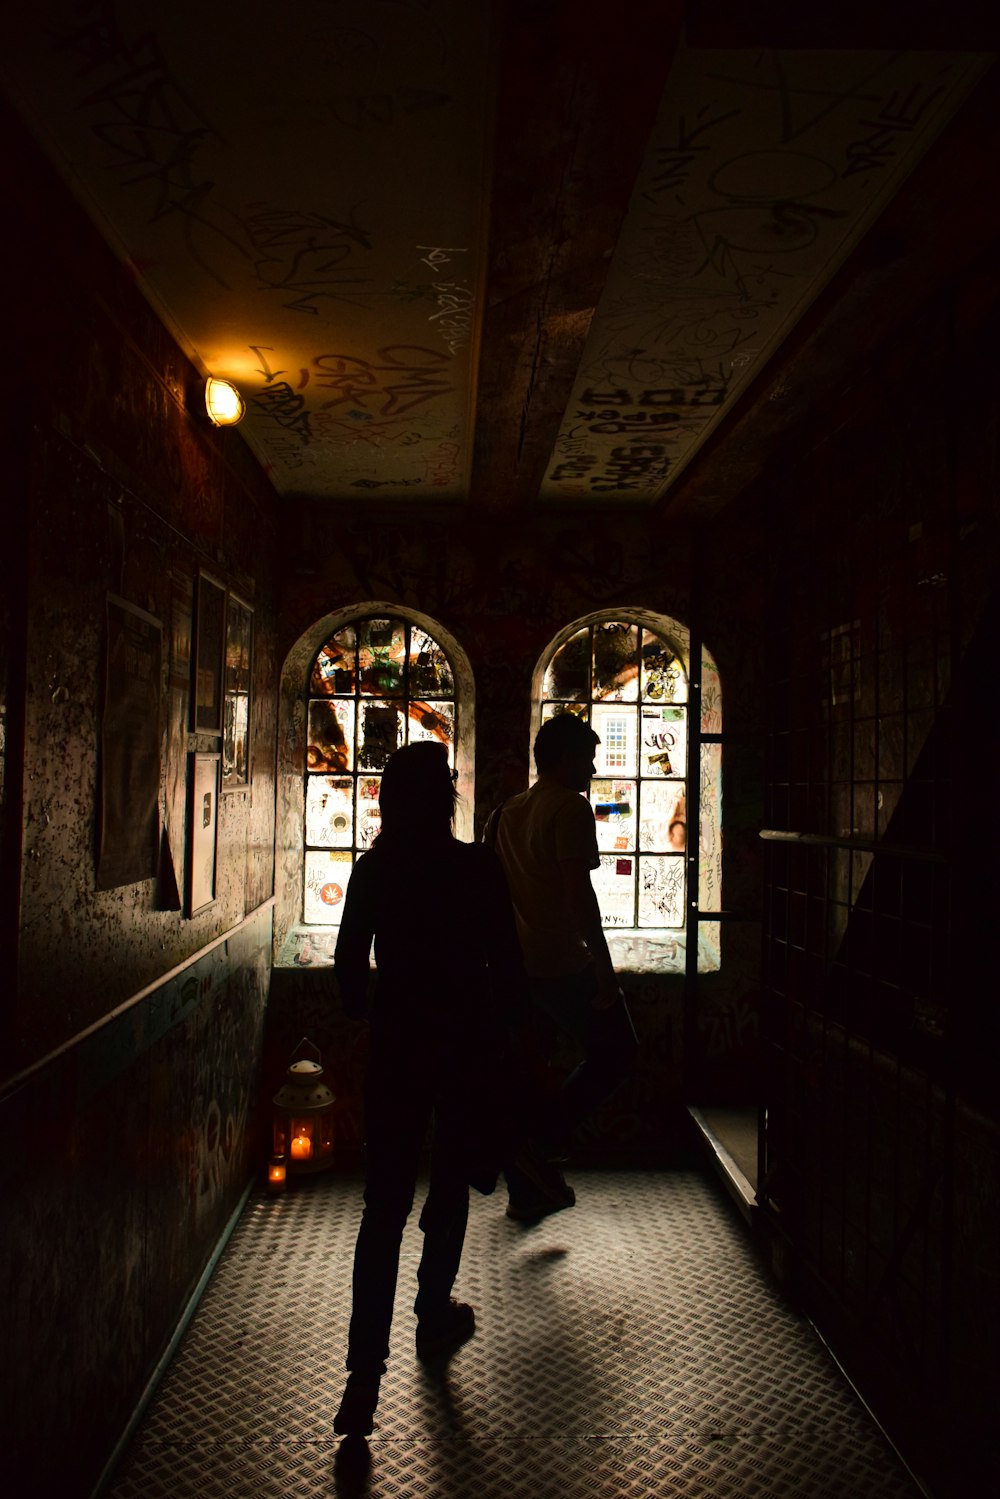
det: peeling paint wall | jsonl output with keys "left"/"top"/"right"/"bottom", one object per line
{"left": 12, "top": 429, "right": 279, "bottom": 1066}
{"left": 2, "top": 98, "right": 281, "bottom": 1074}
{"left": 1, "top": 908, "right": 272, "bottom": 1493}
{"left": 0, "top": 104, "right": 281, "bottom": 1494}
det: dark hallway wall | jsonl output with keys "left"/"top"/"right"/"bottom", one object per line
{"left": 0, "top": 93, "right": 768, "bottom": 1491}
{"left": 0, "top": 111, "right": 282, "bottom": 1493}
{"left": 4, "top": 51, "right": 996, "bottom": 1499}
{"left": 753, "top": 251, "right": 999, "bottom": 1497}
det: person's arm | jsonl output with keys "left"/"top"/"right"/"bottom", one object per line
{"left": 559, "top": 858, "right": 624, "bottom": 1009}
{"left": 333, "top": 857, "right": 377, "bottom": 1020}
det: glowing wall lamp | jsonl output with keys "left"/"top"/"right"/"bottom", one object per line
{"left": 205, "top": 376, "right": 245, "bottom": 426}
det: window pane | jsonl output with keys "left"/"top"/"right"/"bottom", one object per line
{"left": 223, "top": 691, "right": 250, "bottom": 781}
{"left": 699, "top": 740, "right": 723, "bottom": 911}
{"left": 311, "top": 625, "right": 356, "bottom": 696}
{"left": 700, "top": 922, "right": 721, "bottom": 972}
{"left": 541, "top": 702, "right": 589, "bottom": 723}
{"left": 533, "top": 617, "right": 718, "bottom": 952}
{"left": 307, "top": 699, "right": 354, "bottom": 772}
{"left": 358, "top": 618, "right": 405, "bottom": 696}
{"left": 592, "top": 778, "right": 636, "bottom": 852}
{"left": 356, "top": 775, "right": 382, "bottom": 850}
{"left": 639, "top": 705, "right": 686, "bottom": 777}
{"left": 592, "top": 703, "right": 637, "bottom": 775}
{"left": 638, "top": 855, "right": 685, "bottom": 927}
{"left": 543, "top": 628, "right": 589, "bottom": 701}
{"left": 409, "top": 628, "right": 454, "bottom": 697}
{"left": 226, "top": 604, "right": 252, "bottom": 693}
{"left": 358, "top": 701, "right": 403, "bottom": 769}
{"left": 594, "top": 853, "right": 636, "bottom": 927}
{"left": 304, "top": 615, "right": 458, "bottom": 933}
{"left": 593, "top": 622, "right": 639, "bottom": 701}
{"left": 639, "top": 781, "right": 686, "bottom": 851}
{"left": 304, "top": 850, "right": 353, "bottom": 925}
{"left": 408, "top": 700, "right": 455, "bottom": 763}
{"left": 641, "top": 629, "right": 686, "bottom": 703}
{"left": 701, "top": 645, "right": 721, "bottom": 732}
{"left": 306, "top": 775, "right": 354, "bottom": 847}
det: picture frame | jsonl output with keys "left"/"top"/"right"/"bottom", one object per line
{"left": 187, "top": 751, "right": 221, "bottom": 915}
{"left": 96, "top": 594, "right": 163, "bottom": 891}
{"left": 193, "top": 571, "right": 226, "bottom": 733}
{"left": 222, "top": 594, "right": 254, "bottom": 788}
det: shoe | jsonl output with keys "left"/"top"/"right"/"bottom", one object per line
{"left": 507, "top": 1149, "right": 576, "bottom": 1223}
{"left": 505, "top": 1188, "right": 575, "bottom": 1223}
{"left": 415, "top": 1298, "right": 476, "bottom": 1362}
{"left": 512, "top": 1144, "right": 574, "bottom": 1198}
{"left": 333, "top": 1372, "right": 381, "bottom": 1436}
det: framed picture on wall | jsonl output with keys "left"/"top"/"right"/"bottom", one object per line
{"left": 187, "top": 752, "right": 221, "bottom": 915}
{"left": 194, "top": 571, "right": 226, "bottom": 733}
{"left": 222, "top": 595, "right": 253, "bottom": 788}
{"left": 96, "top": 594, "right": 162, "bottom": 890}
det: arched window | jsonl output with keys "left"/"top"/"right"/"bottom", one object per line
{"left": 302, "top": 614, "right": 459, "bottom": 925}
{"left": 535, "top": 611, "right": 722, "bottom": 973}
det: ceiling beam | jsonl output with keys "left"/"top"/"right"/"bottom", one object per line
{"left": 471, "top": 0, "right": 683, "bottom": 512}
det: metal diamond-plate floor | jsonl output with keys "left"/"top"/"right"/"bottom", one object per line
{"left": 107, "top": 1171, "right": 920, "bottom": 1498}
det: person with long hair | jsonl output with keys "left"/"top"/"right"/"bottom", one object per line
{"left": 332, "top": 741, "right": 527, "bottom": 1437}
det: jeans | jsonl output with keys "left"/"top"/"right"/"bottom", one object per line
{"left": 345, "top": 1027, "right": 476, "bottom": 1375}
{"left": 532, "top": 968, "right": 638, "bottom": 1137}
{"left": 506, "top": 967, "right": 638, "bottom": 1202}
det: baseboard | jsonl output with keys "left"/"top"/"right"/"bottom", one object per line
{"left": 805, "top": 1317, "right": 935, "bottom": 1499}
{"left": 91, "top": 1177, "right": 256, "bottom": 1498}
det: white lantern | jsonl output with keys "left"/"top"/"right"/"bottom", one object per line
{"left": 272, "top": 1041, "right": 336, "bottom": 1175}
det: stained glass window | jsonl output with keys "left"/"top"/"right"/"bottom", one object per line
{"left": 540, "top": 619, "right": 704, "bottom": 932}
{"left": 305, "top": 616, "right": 457, "bottom": 925}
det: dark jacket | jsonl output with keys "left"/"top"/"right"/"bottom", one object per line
{"left": 334, "top": 834, "right": 527, "bottom": 1035}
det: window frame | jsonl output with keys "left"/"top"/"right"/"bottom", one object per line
{"left": 302, "top": 612, "right": 461, "bottom": 928}
{"left": 533, "top": 609, "right": 722, "bottom": 974}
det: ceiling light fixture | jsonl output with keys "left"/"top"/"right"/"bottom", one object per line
{"left": 204, "top": 376, "right": 245, "bottom": 426}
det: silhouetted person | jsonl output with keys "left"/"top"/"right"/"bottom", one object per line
{"left": 485, "top": 713, "right": 639, "bottom": 1219}
{"left": 332, "top": 741, "right": 526, "bottom": 1437}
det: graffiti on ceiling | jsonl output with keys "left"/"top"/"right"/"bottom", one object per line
{"left": 2, "top": 3, "right": 990, "bottom": 505}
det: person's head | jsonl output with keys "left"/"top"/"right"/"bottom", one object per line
{"left": 377, "top": 741, "right": 457, "bottom": 842}
{"left": 533, "top": 712, "right": 600, "bottom": 792}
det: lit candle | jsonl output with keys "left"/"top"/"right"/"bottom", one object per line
{"left": 290, "top": 1133, "right": 312, "bottom": 1161}
{"left": 267, "top": 1156, "right": 287, "bottom": 1193}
